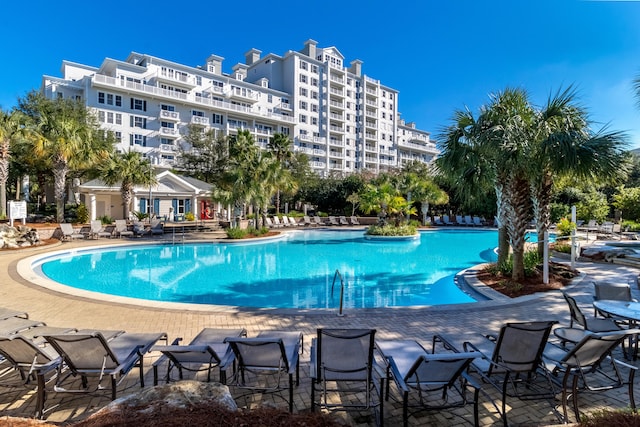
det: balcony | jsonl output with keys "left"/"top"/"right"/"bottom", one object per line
{"left": 155, "top": 71, "right": 197, "bottom": 89}
{"left": 159, "top": 110, "right": 180, "bottom": 121}
{"left": 160, "top": 127, "right": 179, "bottom": 137}
{"left": 365, "top": 132, "right": 377, "bottom": 140}
{"left": 329, "top": 125, "right": 344, "bottom": 133}
{"left": 329, "top": 112, "right": 344, "bottom": 121}
{"left": 330, "top": 75, "right": 344, "bottom": 85}
{"left": 159, "top": 143, "right": 177, "bottom": 153}
{"left": 311, "top": 161, "right": 326, "bottom": 168}
{"left": 92, "top": 74, "right": 296, "bottom": 125}
{"left": 366, "top": 88, "right": 377, "bottom": 96}
{"left": 365, "top": 121, "right": 376, "bottom": 129}
{"left": 276, "top": 102, "right": 292, "bottom": 112}
{"left": 224, "top": 86, "right": 259, "bottom": 103}
{"left": 298, "top": 134, "right": 327, "bottom": 144}
{"left": 190, "top": 116, "right": 210, "bottom": 126}
{"left": 365, "top": 99, "right": 377, "bottom": 107}
{"left": 329, "top": 138, "right": 344, "bottom": 147}
{"left": 329, "top": 100, "right": 344, "bottom": 110}
{"left": 329, "top": 150, "right": 342, "bottom": 158}
{"left": 329, "top": 87, "right": 343, "bottom": 96}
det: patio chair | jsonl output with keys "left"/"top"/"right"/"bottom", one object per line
{"left": 272, "top": 216, "right": 286, "bottom": 228}
{"left": 132, "top": 221, "right": 147, "bottom": 237}
{"left": 455, "top": 215, "right": 465, "bottom": 226}
{"left": 593, "top": 282, "right": 635, "bottom": 319}
{"left": 464, "top": 215, "right": 474, "bottom": 226}
{"left": 432, "top": 216, "right": 443, "bottom": 226}
{"left": 0, "top": 308, "right": 28, "bottom": 321}
{"left": 150, "top": 218, "right": 164, "bottom": 235}
{"left": 376, "top": 338, "right": 481, "bottom": 427}
{"left": 350, "top": 216, "right": 360, "bottom": 225}
{"left": 88, "top": 220, "right": 112, "bottom": 239}
{"left": 463, "top": 321, "right": 557, "bottom": 427}
{"left": 225, "top": 330, "right": 303, "bottom": 412}
{"left": 310, "top": 328, "right": 384, "bottom": 425}
{"left": 44, "top": 331, "right": 167, "bottom": 401}
{"left": 0, "top": 335, "right": 63, "bottom": 418}
{"left": 59, "top": 223, "right": 84, "bottom": 241}
{"left": 328, "top": 216, "right": 339, "bottom": 226}
{"left": 339, "top": 216, "right": 349, "bottom": 226}
{"left": 303, "top": 215, "right": 313, "bottom": 226}
{"left": 114, "top": 219, "right": 134, "bottom": 238}
{"left": 542, "top": 329, "right": 640, "bottom": 423}
{"left": 554, "top": 293, "right": 622, "bottom": 347}
{"left": 0, "top": 317, "right": 47, "bottom": 336}
{"left": 473, "top": 216, "right": 483, "bottom": 227}
{"left": 442, "top": 215, "right": 454, "bottom": 225}
{"left": 152, "top": 327, "right": 247, "bottom": 385}
{"left": 313, "top": 216, "right": 325, "bottom": 226}
{"left": 284, "top": 216, "right": 300, "bottom": 227}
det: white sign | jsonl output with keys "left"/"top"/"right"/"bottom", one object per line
{"left": 8, "top": 200, "right": 27, "bottom": 226}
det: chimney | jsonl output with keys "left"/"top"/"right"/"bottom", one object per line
{"left": 245, "top": 48, "right": 262, "bottom": 65}
{"left": 302, "top": 39, "right": 318, "bottom": 59}
{"left": 205, "top": 54, "right": 224, "bottom": 75}
{"left": 349, "top": 59, "right": 363, "bottom": 77}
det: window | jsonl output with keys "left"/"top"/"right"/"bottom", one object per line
{"left": 299, "top": 114, "right": 307, "bottom": 123}
{"left": 130, "top": 116, "right": 147, "bottom": 128}
{"left": 115, "top": 113, "right": 122, "bottom": 125}
{"left": 161, "top": 121, "right": 175, "bottom": 129}
{"left": 311, "top": 91, "right": 318, "bottom": 100}
{"left": 299, "top": 101, "right": 307, "bottom": 110}
{"left": 281, "top": 127, "right": 290, "bottom": 135}
{"left": 107, "top": 94, "right": 113, "bottom": 105}
{"left": 382, "top": 112, "right": 386, "bottom": 119}
{"left": 299, "top": 74, "right": 307, "bottom": 84}
{"left": 311, "top": 65, "right": 318, "bottom": 73}
{"left": 98, "top": 92, "right": 121, "bottom": 106}
{"left": 212, "top": 114, "right": 223, "bottom": 125}
{"left": 311, "top": 78, "right": 318, "bottom": 87}
{"left": 299, "top": 87, "right": 307, "bottom": 97}
{"left": 114, "top": 131, "right": 122, "bottom": 142}
{"left": 161, "top": 104, "right": 175, "bottom": 111}
{"left": 267, "top": 94, "right": 272, "bottom": 103}
{"left": 98, "top": 111, "right": 105, "bottom": 122}
{"left": 312, "top": 117, "right": 318, "bottom": 125}
{"left": 300, "top": 60, "right": 308, "bottom": 70}
{"left": 107, "top": 112, "right": 114, "bottom": 124}
{"left": 131, "top": 98, "right": 146, "bottom": 111}
{"left": 382, "top": 101, "right": 386, "bottom": 108}
{"left": 311, "top": 104, "right": 318, "bottom": 113}
{"left": 98, "top": 92, "right": 105, "bottom": 104}
{"left": 130, "top": 134, "right": 146, "bottom": 146}
{"left": 208, "top": 64, "right": 216, "bottom": 73}
{"left": 196, "top": 76, "right": 202, "bottom": 85}
{"left": 192, "top": 110, "right": 205, "bottom": 117}
{"left": 299, "top": 129, "right": 308, "bottom": 135}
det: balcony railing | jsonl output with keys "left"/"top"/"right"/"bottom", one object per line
{"left": 159, "top": 110, "right": 180, "bottom": 121}
{"left": 160, "top": 127, "right": 179, "bottom": 136}
{"left": 93, "top": 74, "right": 295, "bottom": 124}
{"left": 191, "top": 116, "right": 210, "bottom": 126}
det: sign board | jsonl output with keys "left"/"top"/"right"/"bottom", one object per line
{"left": 8, "top": 200, "right": 27, "bottom": 226}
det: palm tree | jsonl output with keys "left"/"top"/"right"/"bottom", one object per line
{"left": 267, "top": 133, "right": 294, "bottom": 213}
{"left": 529, "top": 87, "right": 629, "bottom": 257}
{"left": 0, "top": 109, "right": 23, "bottom": 218}
{"left": 98, "top": 151, "right": 156, "bottom": 220}
{"left": 18, "top": 93, "right": 111, "bottom": 222}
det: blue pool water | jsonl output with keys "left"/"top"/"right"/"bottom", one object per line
{"left": 38, "top": 229, "right": 500, "bottom": 309}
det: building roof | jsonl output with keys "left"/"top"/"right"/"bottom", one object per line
{"left": 78, "top": 170, "right": 212, "bottom": 197}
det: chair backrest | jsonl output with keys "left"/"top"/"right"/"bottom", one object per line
{"left": 273, "top": 216, "right": 282, "bottom": 225}
{"left": 303, "top": 215, "right": 311, "bottom": 223}
{"left": 563, "top": 293, "right": 587, "bottom": 328}
{"left": 90, "top": 220, "right": 103, "bottom": 233}
{"left": 350, "top": 216, "right": 359, "bottom": 224}
{"left": 0, "top": 335, "right": 57, "bottom": 366}
{"left": 45, "top": 333, "right": 120, "bottom": 373}
{"left": 473, "top": 217, "right": 482, "bottom": 226}
{"left": 489, "top": 321, "right": 555, "bottom": 375}
{"left": 226, "top": 337, "right": 289, "bottom": 372}
{"left": 60, "top": 223, "right": 74, "bottom": 235}
{"left": 594, "top": 282, "right": 632, "bottom": 302}
{"left": 315, "top": 328, "right": 376, "bottom": 382}
{"left": 406, "top": 352, "right": 476, "bottom": 390}
{"left": 560, "top": 330, "right": 629, "bottom": 368}
{"left": 114, "top": 220, "right": 128, "bottom": 231}
{"left": 265, "top": 217, "right": 274, "bottom": 226}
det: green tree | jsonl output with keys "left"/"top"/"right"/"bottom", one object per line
{"left": 0, "top": 109, "right": 23, "bottom": 217}
{"left": 98, "top": 150, "right": 156, "bottom": 220}
{"left": 612, "top": 187, "right": 640, "bottom": 222}
{"left": 178, "top": 124, "right": 229, "bottom": 183}
{"left": 17, "top": 92, "right": 112, "bottom": 222}
{"left": 267, "top": 133, "right": 294, "bottom": 213}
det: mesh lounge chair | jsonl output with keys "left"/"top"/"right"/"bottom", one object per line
{"left": 0, "top": 308, "right": 28, "bottom": 321}
{"left": 328, "top": 216, "right": 339, "bottom": 226}
{"left": 442, "top": 215, "right": 454, "bottom": 225}
{"left": 542, "top": 329, "right": 640, "bottom": 423}
{"left": 59, "top": 223, "right": 84, "bottom": 241}
{"left": 303, "top": 216, "right": 313, "bottom": 226}
{"left": 313, "top": 216, "right": 325, "bottom": 226}
{"left": 432, "top": 216, "right": 443, "bottom": 226}
{"left": 0, "top": 335, "right": 62, "bottom": 418}
{"left": 114, "top": 220, "right": 134, "bottom": 238}
{"left": 150, "top": 218, "right": 164, "bottom": 235}
{"left": 225, "top": 330, "right": 303, "bottom": 412}
{"left": 554, "top": 293, "right": 622, "bottom": 347}
{"left": 310, "top": 329, "right": 384, "bottom": 425}
{"left": 376, "top": 337, "right": 481, "bottom": 427}
{"left": 350, "top": 216, "right": 360, "bottom": 225}
{"left": 44, "top": 331, "right": 166, "bottom": 401}
{"left": 339, "top": 216, "right": 349, "bottom": 226}
{"left": 463, "top": 321, "right": 557, "bottom": 427}
{"left": 88, "top": 220, "right": 112, "bottom": 239}
{"left": 152, "top": 327, "right": 247, "bottom": 385}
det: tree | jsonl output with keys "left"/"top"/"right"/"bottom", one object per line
{"left": 17, "top": 92, "right": 112, "bottom": 222}
{"left": 98, "top": 150, "right": 156, "bottom": 220}
{"left": 267, "top": 133, "right": 294, "bottom": 213}
{"left": 178, "top": 124, "right": 229, "bottom": 183}
{"left": 0, "top": 109, "right": 23, "bottom": 217}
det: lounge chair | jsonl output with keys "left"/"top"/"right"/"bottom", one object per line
{"left": 152, "top": 327, "right": 247, "bottom": 385}
{"left": 339, "top": 216, "right": 349, "bottom": 226}
{"left": 455, "top": 215, "right": 465, "bottom": 226}
{"left": 376, "top": 337, "right": 481, "bottom": 427}
{"left": 272, "top": 216, "right": 285, "bottom": 228}
{"left": 0, "top": 308, "right": 28, "bottom": 321}
{"left": 328, "top": 216, "right": 339, "bottom": 226}
{"left": 114, "top": 219, "right": 134, "bottom": 238}
{"left": 132, "top": 221, "right": 147, "bottom": 237}
{"left": 442, "top": 215, "right": 454, "bottom": 225}
{"left": 59, "top": 223, "right": 84, "bottom": 241}
{"left": 462, "top": 321, "right": 557, "bottom": 426}
{"left": 542, "top": 329, "right": 640, "bottom": 423}
{"left": 150, "top": 218, "right": 164, "bottom": 235}
{"left": 473, "top": 216, "right": 483, "bottom": 227}
{"left": 302, "top": 215, "right": 313, "bottom": 226}
{"left": 432, "top": 216, "right": 443, "bottom": 226}
{"left": 0, "top": 335, "right": 63, "bottom": 418}
{"left": 225, "top": 330, "right": 303, "bottom": 412}
{"left": 350, "top": 216, "right": 360, "bottom": 225}
{"left": 88, "top": 220, "right": 112, "bottom": 239}
{"left": 310, "top": 329, "right": 383, "bottom": 423}
{"left": 44, "top": 331, "right": 166, "bottom": 400}
{"left": 284, "top": 215, "right": 299, "bottom": 227}
{"left": 313, "top": 216, "right": 325, "bottom": 226}
{"left": 464, "top": 215, "right": 474, "bottom": 226}
{"left": 0, "top": 317, "right": 47, "bottom": 336}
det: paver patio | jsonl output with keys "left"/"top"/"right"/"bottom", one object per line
{"left": 0, "top": 232, "right": 638, "bottom": 425}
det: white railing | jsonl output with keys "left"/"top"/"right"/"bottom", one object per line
{"left": 329, "top": 125, "right": 344, "bottom": 132}
{"left": 159, "top": 143, "right": 177, "bottom": 152}
{"left": 329, "top": 139, "right": 344, "bottom": 147}
{"left": 191, "top": 116, "right": 210, "bottom": 126}
{"left": 330, "top": 113, "right": 344, "bottom": 120}
{"left": 330, "top": 76, "right": 344, "bottom": 84}
{"left": 93, "top": 74, "right": 295, "bottom": 124}
{"left": 160, "top": 110, "right": 180, "bottom": 120}
{"left": 366, "top": 88, "right": 377, "bottom": 95}
{"left": 365, "top": 100, "right": 377, "bottom": 107}
{"left": 313, "top": 148, "right": 326, "bottom": 155}
{"left": 365, "top": 76, "right": 378, "bottom": 84}
{"left": 330, "top": 88, "right": 343, "bottom": 96}
{"left": 160, "top": 127, "right": 179, "bottom": 136}
{"left": 311, "top": 161, "right": 326, "bottom": 168}
{"left": 329, "top": 101, "right": 344, "bottom": 108}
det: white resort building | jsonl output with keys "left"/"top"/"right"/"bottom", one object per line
{"left": 42, "top": 39, "right": 438, "bottom": 176}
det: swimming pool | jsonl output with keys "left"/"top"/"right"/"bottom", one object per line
{"left": 33, "top": 229, "right": 499, "bottom": 309}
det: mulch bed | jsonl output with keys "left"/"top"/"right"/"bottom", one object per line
{"left": 476, "top": 262, "right": 578, "bottom": 298}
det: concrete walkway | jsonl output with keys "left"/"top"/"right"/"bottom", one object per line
{"left": 0, "top": 234, "right": 638, "bottom": 426}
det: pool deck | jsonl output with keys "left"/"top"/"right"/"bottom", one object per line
{"left": 1, "top": 230, "right": 639, "bottom": 425}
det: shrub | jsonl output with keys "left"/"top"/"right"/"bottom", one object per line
{"left": 76, "top": 203, "right": 89, "bottom": 224}
{"left": 185, "top": 211, "right": 195, "bottom": 221}
{"left": 489, "top": 250, "right": 541, "bottom": 278}
{"left": 99, "top": 215, "right": 114, "bottom": 224}
{"left": 226, "top": 227, "right": 248, "bottom": 239}
{"left": 132, "top": 210, "right": 149, "bottom": 221}
{"left": 551, "top": 242, "right": 571, "bottom": 254}
{"left": 556, "top": 218, "right": 576, "bottom": 236}
{"left": 366, "top": 224, "right": 417, "bottom": 236}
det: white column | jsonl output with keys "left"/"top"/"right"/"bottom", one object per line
{"left": 89, "top": 193, "right": 97, "bottom": 221}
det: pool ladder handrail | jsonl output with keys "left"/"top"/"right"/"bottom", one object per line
{"left": 171, "top": 226, "right": 185, "bottom": 245}
{"left": 331, "top": 269, "right": 346, "bottom": 316}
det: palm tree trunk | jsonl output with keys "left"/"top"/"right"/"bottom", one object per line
{"left": 533, "top": 172, "right": 553, "bottom": 258}
{"left": 503, "top": 175, "right": 532, "bottom": 281}
{"left": 275, "top": 189, "right": 281, "bottom": 214}
{"left": 495, "top": 182, "right": 510, "bottom": 266}
{"left": 53, "top": 160, "right": 68, "bottom": 223}
{"left": 0, "top": 157, "right": 8, "bottom": 218}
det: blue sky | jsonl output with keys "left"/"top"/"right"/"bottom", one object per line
{"left": 2, "top": 0, "right": 640, "bottom": 147}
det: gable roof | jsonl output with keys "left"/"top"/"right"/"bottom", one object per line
{"left": 78, "top": 170, "right": 212, "bottom": 197}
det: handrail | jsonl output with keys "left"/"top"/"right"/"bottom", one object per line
{"left": 331, "top": 269, "right": 346, "bottom": 316}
